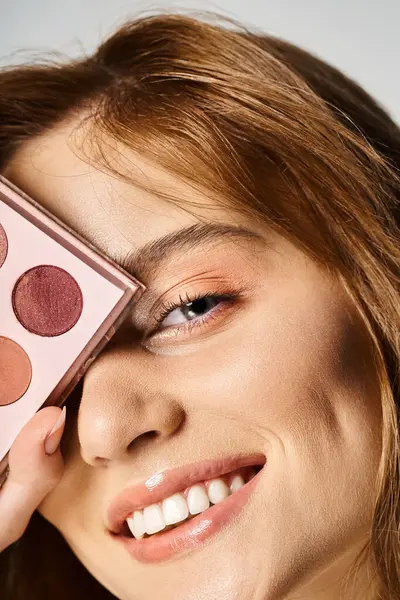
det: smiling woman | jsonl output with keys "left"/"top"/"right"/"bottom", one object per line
{"left": 0, "top": 10, "right": 399, "bottom": 600}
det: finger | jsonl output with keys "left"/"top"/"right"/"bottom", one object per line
{"left": 0, "top": 406, "right": 66, "bottom": 550}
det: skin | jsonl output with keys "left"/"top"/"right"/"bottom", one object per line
{"left": 3, "top": 115, "right": 382, "bottom": 600}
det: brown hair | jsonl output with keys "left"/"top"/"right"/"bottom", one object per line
{"left": 0, "top": 11, "right": 399, "bottom": 600}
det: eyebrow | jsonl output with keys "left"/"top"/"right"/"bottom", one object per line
{"left": 120, "top": 222, "right": 265, "bottom": 282}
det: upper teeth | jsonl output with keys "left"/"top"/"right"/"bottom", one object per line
{"left": 126, "top": 467, "right": 258, "bottom": 540}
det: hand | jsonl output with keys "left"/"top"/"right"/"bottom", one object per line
{"left": 0, "top": 406, "right": 66, "bottom": 552}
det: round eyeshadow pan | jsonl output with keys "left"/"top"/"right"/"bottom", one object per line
{"left": 0, "top": 337, "right": 32, "bottom": 406}
{"left": 12, "top": 265, "right": 83, "bottom": 337}
{"left": 0, "top": 223, "right": 8, "bottom": 268}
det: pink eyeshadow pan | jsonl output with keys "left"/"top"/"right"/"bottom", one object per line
{"left": 12, "top": 265, "right": 83, "bottom": 337}
{"left": 0, "top": 223, "right": 8, "bottom": 267}
{"left": 0, "top": 337, "right": 32, "bottom": 406}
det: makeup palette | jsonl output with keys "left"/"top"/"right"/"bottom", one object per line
{"left": 0, "top": 175, "right": 146, "bottom": 472}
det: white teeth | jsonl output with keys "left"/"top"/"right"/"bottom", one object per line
{"left": 162, "top": 493, "right": 189, "bottom": 525}
{"left": 127, "top": 510, "right": 146, "bottom": 540}
{"left": 125, "top": 468, "right": 259, "bottom": 539}
{"left": 207, "top": 478, "right": 231, "bottom": 504}
{"left": 230, "top": 474, "right": 245, "bottom": 493}
{"left": 187, "top": 484, "right": 210, "bottom": 515}
{"left": 143, "top": 503, "right": 166, "bottom": 535}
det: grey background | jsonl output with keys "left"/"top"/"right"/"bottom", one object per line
{"left": 1, "top": 0, "right": 399, "bottom": 124}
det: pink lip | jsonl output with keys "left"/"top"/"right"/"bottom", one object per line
{"left": 107, "top": 453, "right": 266, "bottom": 536}
{"left": 118, "top": 465, "right": 264, "bottom": 563}
{"left": 108, "top": 454, "right": 266, "bottom": 564}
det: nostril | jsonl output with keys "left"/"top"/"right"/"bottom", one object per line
{"left": 128, "top": 430, "right": 161, "bottom": 452}
{"left": 141, "top": 430, "right": 160, "bottom": 441}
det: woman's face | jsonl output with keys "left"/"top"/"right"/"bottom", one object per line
{"left": 4, "top": 118, "right": 382, "bottom": 600}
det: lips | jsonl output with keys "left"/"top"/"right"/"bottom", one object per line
{"left": 107, "top": 452, "right": 266, "bottom": 535}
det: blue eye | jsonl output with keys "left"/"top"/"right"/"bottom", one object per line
{"left": 154, "top": 290, "right": 240, "bottom": 334}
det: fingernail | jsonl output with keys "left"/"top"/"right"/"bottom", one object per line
{"left": 44, "top": 406, "right": 67, "bottom": 455}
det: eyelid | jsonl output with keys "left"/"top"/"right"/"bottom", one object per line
{"left": 151, "top": 279, "right": 246, "bottom": 319}
{"left": 153, "top": 273, "right": 253, "bottom": 310}
{"left": 144, "top": 296, "right": 242, "bottom": 349}
{"left": 152, "top": 285, "right": 254, "bottom": 343}
{"left": 131, "top": 274, "right": 258, "bottom": 339}
{"left": 154, "top": 290, "right": 224, "bottom": 325}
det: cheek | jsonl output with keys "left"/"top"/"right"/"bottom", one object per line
{"left": 165, "top": 281, "right": 377, "bottom": 434}
{"left": 164, "top": 276, "right": 382, "bottom": 520}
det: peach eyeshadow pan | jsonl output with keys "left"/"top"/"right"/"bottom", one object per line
{"left": 0, "top": 337, "right": 32, "bottom": 406}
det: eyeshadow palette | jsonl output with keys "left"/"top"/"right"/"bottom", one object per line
{"left": 0, "top": 175, "right": 146, "bottom": 470}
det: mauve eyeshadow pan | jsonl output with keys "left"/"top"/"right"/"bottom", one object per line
{"left": 0, "top": 337, "right": 32, "bottom": 406}
{"left": 0, "top": 223, "right": 8, "bottom": 267}
{"left": 12, "top": 265, "right": 83, "bottom": 337}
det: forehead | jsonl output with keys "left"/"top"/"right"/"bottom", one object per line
{"left": 3, "top": 117, "right": 253, "bottom": 266}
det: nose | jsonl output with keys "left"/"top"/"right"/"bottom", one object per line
{"left": 76, "top": 346, "right": 186, "bottom": 466}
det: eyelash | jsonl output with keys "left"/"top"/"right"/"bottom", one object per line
{"left": 153, "top": 287, "right": 245, "bottom": 335}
